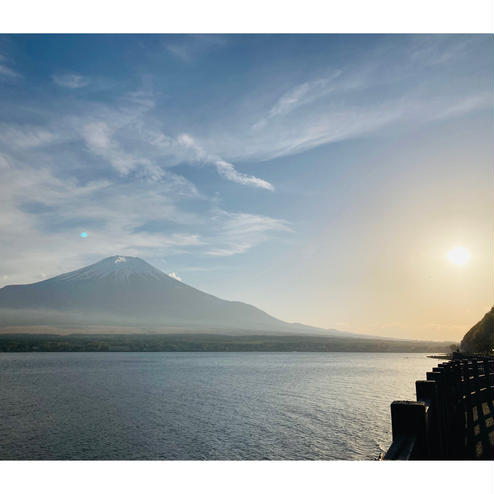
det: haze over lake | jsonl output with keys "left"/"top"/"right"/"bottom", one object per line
{"left": 0, "top": 352, "right": 439, "bottom": 460}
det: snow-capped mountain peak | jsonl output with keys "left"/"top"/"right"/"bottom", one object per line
{"left": 46, "top": 256, "right": 170, "bottom": 283}
{"left": 0, "top": 255, "right": 345, "bottom": 336}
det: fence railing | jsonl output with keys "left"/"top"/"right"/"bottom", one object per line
{"left": 382, "top": 357, "right": 494, "bottom": 460}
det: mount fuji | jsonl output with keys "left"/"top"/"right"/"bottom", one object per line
{"left": 0, "top": 256, "right": 346, "bottom": 336}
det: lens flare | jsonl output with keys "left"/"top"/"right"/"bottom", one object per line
{"left": 80, "top": 232, "right": 88, "bottom": 238}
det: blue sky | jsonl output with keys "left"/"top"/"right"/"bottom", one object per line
{"left": 0, "top": 34, "right": 492, "bottom": 340}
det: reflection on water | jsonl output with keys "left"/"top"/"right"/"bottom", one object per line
{"left": 0, "top": 352, "right": 435, "bottom": 460}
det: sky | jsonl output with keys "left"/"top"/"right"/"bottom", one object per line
{"left": 0, "top": 34, "right": 492, "bottom": 341}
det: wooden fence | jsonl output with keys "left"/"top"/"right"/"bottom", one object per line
{"left": 382, "top": 357, "right": 494, "bottom": 460}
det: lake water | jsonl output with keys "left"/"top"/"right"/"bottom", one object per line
{"left": 0, "top": 352, "right": 438, "bottom": 460}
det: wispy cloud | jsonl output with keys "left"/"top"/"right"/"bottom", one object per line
{"left": 22, "top": 85, "right": 274, "bottom": 191}
{"left": 408, "top": 35, "right": 474, "bottom": 68}
{"left": 253, "top": 71, "right": 343, "bottom": 130}
{"left": 52, "top": 73, "right": 90, "bottom": 88}
{"left": 79, "top": 114, "right": 273, "bottom": 189}
{"left": 178, "top": 134, "right": 274, "bottom": 190}
{"left": 0, "top": 54, "right": 20, "bottom": 79}
{"left": 0, "top": 65, "right": 19, "bottom": 78}
{"left": 432, "top": 92, "right": 493, "bottom": 120}
{"left": 0, "top": 124, "right": 57, "bottom": 149}
{"left": 214, "top": 159, "right": 273, "bottom": 190}
{"left": 206, "top": 211, "right": 291, "bottom": 257}
{"left": 165, "top": 35, "right": 227, "bottom": 62}
{"left": 81, "top": 120, "right": 162, "bottom": 179}
{"left": 198, "top": 37, "right": 492, "bottom": 163}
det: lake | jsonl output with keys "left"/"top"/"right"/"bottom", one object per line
{"left": 0, "top": 352, "right": 438, "bottom": 460}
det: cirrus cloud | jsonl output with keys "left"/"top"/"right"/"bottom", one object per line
{"left": 52, "top": 73, "right": 90, "bottom": 88}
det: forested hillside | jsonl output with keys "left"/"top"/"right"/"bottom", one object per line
{"left": 461, "top": 307, "right": 494, "bottom": 354}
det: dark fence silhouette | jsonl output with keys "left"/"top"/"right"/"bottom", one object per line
{"left": 383, "top": 357, "right": 494, "bottom": 460}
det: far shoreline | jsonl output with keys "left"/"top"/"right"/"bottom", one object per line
{"left": 0, "top": 332, "right": 454, "bottom": 353}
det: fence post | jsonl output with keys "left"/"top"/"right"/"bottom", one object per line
{"left": 426, "top": 368, "right": 451, "bottom": 457}
{"left": 389, "top": 401, "right": 428, "bottom": 460}
{"left": 449, "top": 362, "right": 466, "bottom": 458}
{"left": 416, "top": 380, "right": 440, "bottom": 459}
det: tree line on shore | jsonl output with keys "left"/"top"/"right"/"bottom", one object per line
{"left": 0, "top": 333, "right": 453, "bottom": 353}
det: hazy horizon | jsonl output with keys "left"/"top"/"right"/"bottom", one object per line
{"left": 0, "top": 34, "right": 492, "bottom": 341}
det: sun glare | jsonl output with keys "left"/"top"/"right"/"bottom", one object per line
{"left": 447, "top": 246, "right": 470, "bottom": 266}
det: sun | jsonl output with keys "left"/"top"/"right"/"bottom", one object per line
{"left": 447, "top": 246, "right": 470, "bottom": 266}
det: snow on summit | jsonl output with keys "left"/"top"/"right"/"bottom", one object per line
{"left": 49, "top": 256, "right": 168, "bottom": 282}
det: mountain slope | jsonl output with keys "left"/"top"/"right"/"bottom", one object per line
{"left": 0, "top": 256, "right": 344, "bottom": 336}
{"left": 460, "top": 307, "right": 494, "bottom": 354}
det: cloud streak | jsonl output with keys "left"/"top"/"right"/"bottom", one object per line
{"left": 0, "top": 125, "right": 56, "bottom": 149}
{"left": 164, "top": 35, "right": 227, "bottom": 62}
{"left": 52, "top": 73, "right": 90, "bottom": 88}
{"left": 253, "top": 71, "right": 343, "bottom": 130}
{"left": 206, "top": 211, "right": 291, "bottom": 257}
{"left": 0, "top": 54, "right": 20, "bottom": 79}
{"left": 178, "top": 134, "right": 274, "bottom": 190}
{"left": 198, "top": 36, "right": 492, "bottom": 163}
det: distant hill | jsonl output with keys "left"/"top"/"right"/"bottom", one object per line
{"left": 461, "top": 307, "right": 494, "bottom": 354}
{"left": 0, "top": 255, "right": 349, "bottom": 337}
